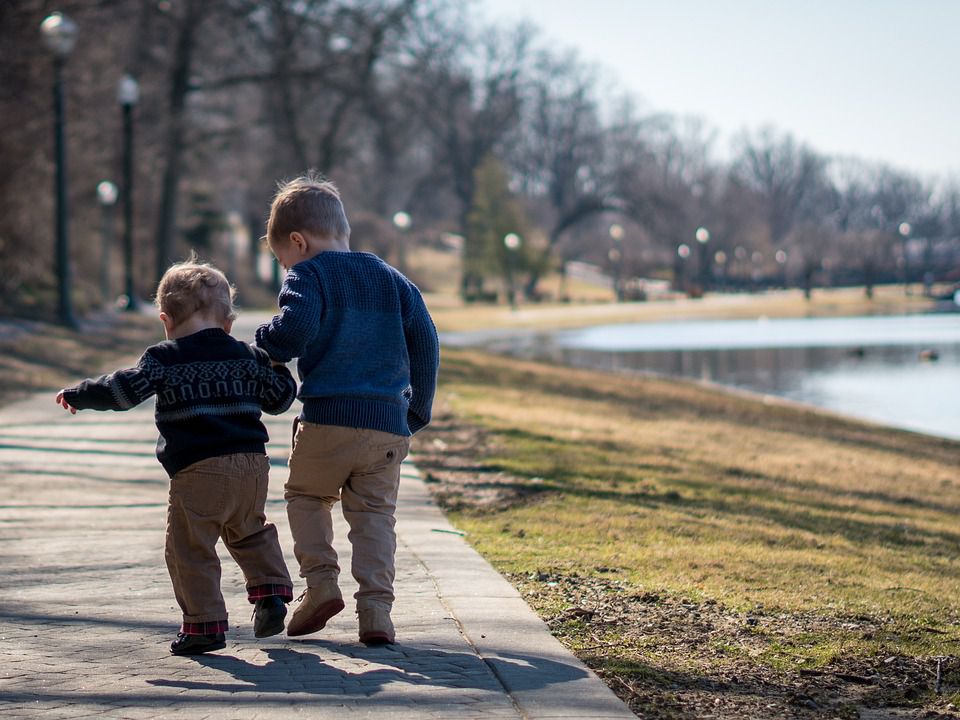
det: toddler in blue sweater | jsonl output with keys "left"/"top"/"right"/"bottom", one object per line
{"left": 256, "top": 173, "right": 439, "bottom": 644}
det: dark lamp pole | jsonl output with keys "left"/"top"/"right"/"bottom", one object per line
{"left": 97, "top": 181, "right": 118, "bottom": 303}
{"left": 118, "top": 74, "right": 140, "bottom": 310}
{"left": 695, "top": 227, "right": 710, "bottom": 291}
{"left": 41, "top": 12, "right": 78, "bottom": 328}
{"left": 392, "top": 211, "right": 411, "bottom": 274}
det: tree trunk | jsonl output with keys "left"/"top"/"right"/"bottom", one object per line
{"left": 154, "top": 2, "right": 202, "bottom": 283}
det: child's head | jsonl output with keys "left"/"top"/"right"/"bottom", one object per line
{"left": 155, "top": 257, "right": 237, "bottom": 332}
{"left": 266, "top": 172, "right": 351, "bottom": 268}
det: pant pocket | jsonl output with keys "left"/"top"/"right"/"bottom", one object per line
{"left": 173, "top": 460, "right": 229, "bottom": 518}
{"left": 359, "top": 436, "right": 410, "bottom": 476}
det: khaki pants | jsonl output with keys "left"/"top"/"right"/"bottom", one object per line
{"left": 285, "top": 422, "right": 410, "bottom": 609}
{"left": 165, "top": 453, "right": 292, "bottom": 624}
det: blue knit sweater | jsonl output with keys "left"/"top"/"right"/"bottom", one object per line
{"left": 255, "top": 251, "right": 439, "bottom": 436}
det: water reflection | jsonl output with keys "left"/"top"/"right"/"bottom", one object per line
{"left": 449, "top": 315, "right": 960, "bottom": 441}
{"left": 546, "top": 343, "right": 959, "bottom": 441}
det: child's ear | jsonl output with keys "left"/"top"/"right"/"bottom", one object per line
{"left": 222, "top": 318, "right": 234, "bottom": 334}
{"left": 290, "top": 231, "right": 308, "bottom": 255}
{"left": 159, "top": 311, "right": 175, "bottom": 334}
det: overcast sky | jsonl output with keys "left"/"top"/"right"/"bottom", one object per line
{"left": 479, "top": 0, "right": 959, "bottom": 179}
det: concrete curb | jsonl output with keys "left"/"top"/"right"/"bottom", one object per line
{"left": 397, "top": 464, "right": 636, "bottom": 719}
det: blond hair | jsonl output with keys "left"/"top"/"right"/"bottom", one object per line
{"left": 266, "top": 171, "right": 351, "bottom": 248}
{"left": 155, "top": 256, "right": 237, "bottom": 326}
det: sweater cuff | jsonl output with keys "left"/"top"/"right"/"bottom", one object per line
{"left": 255, "top": 324, "right": 291, "bottom": 363}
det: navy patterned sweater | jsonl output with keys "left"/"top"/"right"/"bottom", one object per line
{"left": 62, "top": 328, "right": 297, "bottom": 476}
{"left": 256, "top": 251, "right": 439, "bottom": 436}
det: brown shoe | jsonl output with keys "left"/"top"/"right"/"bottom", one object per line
{"left": 287, "top": 584, "right": 345, "bottom": 637}
{"left": 358, "top": 605, "right": 395, "bottom": 645}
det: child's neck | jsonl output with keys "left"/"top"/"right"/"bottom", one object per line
{"left": 167, "top": 315, "right": 228, "bottom": 341}
{"left": 309, "top": 236, "right": 350, "bottom": 255}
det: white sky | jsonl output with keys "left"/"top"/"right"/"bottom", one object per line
{"left": 478, "top": 0, "right": 960, "bottom": 179}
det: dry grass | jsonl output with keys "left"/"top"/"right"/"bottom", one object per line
{"left": 425, "top": 285, "right": 937, "bottom": 333}
{"left": 414, "top": 348, "right": 960, "bottom": 717}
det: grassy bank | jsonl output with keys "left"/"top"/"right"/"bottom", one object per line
{"left": 413, "top": 348, "right": 960, "bottom": 718}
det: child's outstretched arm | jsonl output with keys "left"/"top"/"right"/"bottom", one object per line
{"left": 56, "top": 351, "right": 160, "bottom": 413}
{"left": 255, "top": 267, "right": 321, "bottom": 362}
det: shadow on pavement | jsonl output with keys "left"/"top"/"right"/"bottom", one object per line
{"left": 141, "top": 643, "right": 587, "bottom": 697}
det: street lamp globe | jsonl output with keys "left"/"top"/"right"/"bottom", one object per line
{"left": 609, "top": 223, "right": 624, "bottom": 242}
{"left": 97, "top": 180, "right": 118, "bottom": 207}
{"left": 695, "top": 227, "right": 710, "bottom": 244}
{"left": 392, "top": 211, "right": 411, "bottom": 231}
{"left": 714, "top": 250, "right": 727, "bottom": 265}
{"left": 677, "top": 244, "right": 690, "bottom": 259}
{"left": 117, "top": 74, "right": 140, "bottom": 106}
{"left": 40, "top": 12, "right": 78, "bottom": 57}
{"left": 503, "top": 233, "right": 521, "bottom": 250}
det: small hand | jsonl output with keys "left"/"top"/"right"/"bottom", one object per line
{"left": 55, "top": 391, "right": 77, "bottom": 415}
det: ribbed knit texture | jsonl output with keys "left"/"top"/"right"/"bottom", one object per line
{"left": 255, "top": 251, "right": 439, "bottom": 435}
{"left": 62, "top": 328, "right": 297, "bottom": 475}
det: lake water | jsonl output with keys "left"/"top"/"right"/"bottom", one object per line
{"left": 442, "top": 314, "right": 960, "bottom": 441}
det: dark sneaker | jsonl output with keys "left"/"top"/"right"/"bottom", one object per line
{"left": 170, "top": 632, "right": 226, "bottom": 656}
{"left": 253, "top": 595, "right": 287, "bottom": 638}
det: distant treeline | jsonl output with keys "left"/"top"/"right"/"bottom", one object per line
{"left": 2, "top": 0, "right": 957, "bottom": 314}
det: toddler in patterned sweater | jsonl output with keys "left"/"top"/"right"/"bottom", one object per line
{"left": 56, "top": 259, "right": 296, "bottom": 655}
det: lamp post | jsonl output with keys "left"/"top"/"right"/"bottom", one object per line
{"left": 392, "top": 211, "right": 411, "bottom": 275}
{"left": 695, "top": 226, "right": 710, "bottom": 292}
{"left": 898, "top": 222, "right": 911, "bottom": 295}
{"left": 96, "top": 181, "right": 118, "bottom": 304}
{"left": 675, "top": 243, "right": 690, "bottom": 294}
{"left": 503, "top": 233, "right": 522, "bottom": 308}
{"left": 40, "top": 12, "right": 78, "bottom": 328}
{"left": 118, "top": 74, "right": 140, "bottom": 310}
{"left": 713, "top": 250, "right": 727, "bottom": 289}
{"left": 775, "top": 249, "right": 788, "bottom": 288}
{"left": 609, "top": 223, "right": 624, "bottom": 300}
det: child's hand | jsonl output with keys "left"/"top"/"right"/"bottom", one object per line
{"left": 55, "top": 391, "right": 77, "bottom": 415}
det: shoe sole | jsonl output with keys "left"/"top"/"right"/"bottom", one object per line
{"left": 287, "top": 598, "right": 345, "bottom": 637}
{"left": 254, "top": 611, "right": 287, "bottom": 639}
{"left": 359, "top": 631, "right": 394, "bottom": 646}
{"left": 170, "top": 639, "right": 227, "bottom": 656}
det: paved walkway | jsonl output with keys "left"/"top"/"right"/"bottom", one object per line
{"left": 0, "top": 317, "right": 633, "bottom": 719}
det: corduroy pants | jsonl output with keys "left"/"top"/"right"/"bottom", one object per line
{"left": 285, "top": 421, "right": 410, "bottom": 609}
{"left": 165, "top": 453, "right": 292, "bottom": 625}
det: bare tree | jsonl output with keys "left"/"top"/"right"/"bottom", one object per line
{"left": 409, "top": 22, "right": 531, "bottom": 230}
{"left": 732, "top": 127, "right": 826, "bottom": 250}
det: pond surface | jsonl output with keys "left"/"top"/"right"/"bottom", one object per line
{"left": 442, "top": 314, "right": 960, "bottom": 441}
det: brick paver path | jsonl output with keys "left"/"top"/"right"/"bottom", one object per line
{"left": 0, "top": 316, "right": 633, "bottom": 719}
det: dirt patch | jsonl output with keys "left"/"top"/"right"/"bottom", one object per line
{"left": 512, "top": 571, "right": 959, "bottom": 719}
{"left": 412, "top": 405, "right": 960, "bottom": 720}
{"left": 413, "top": 398, "right": 554, "bottom": 512}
